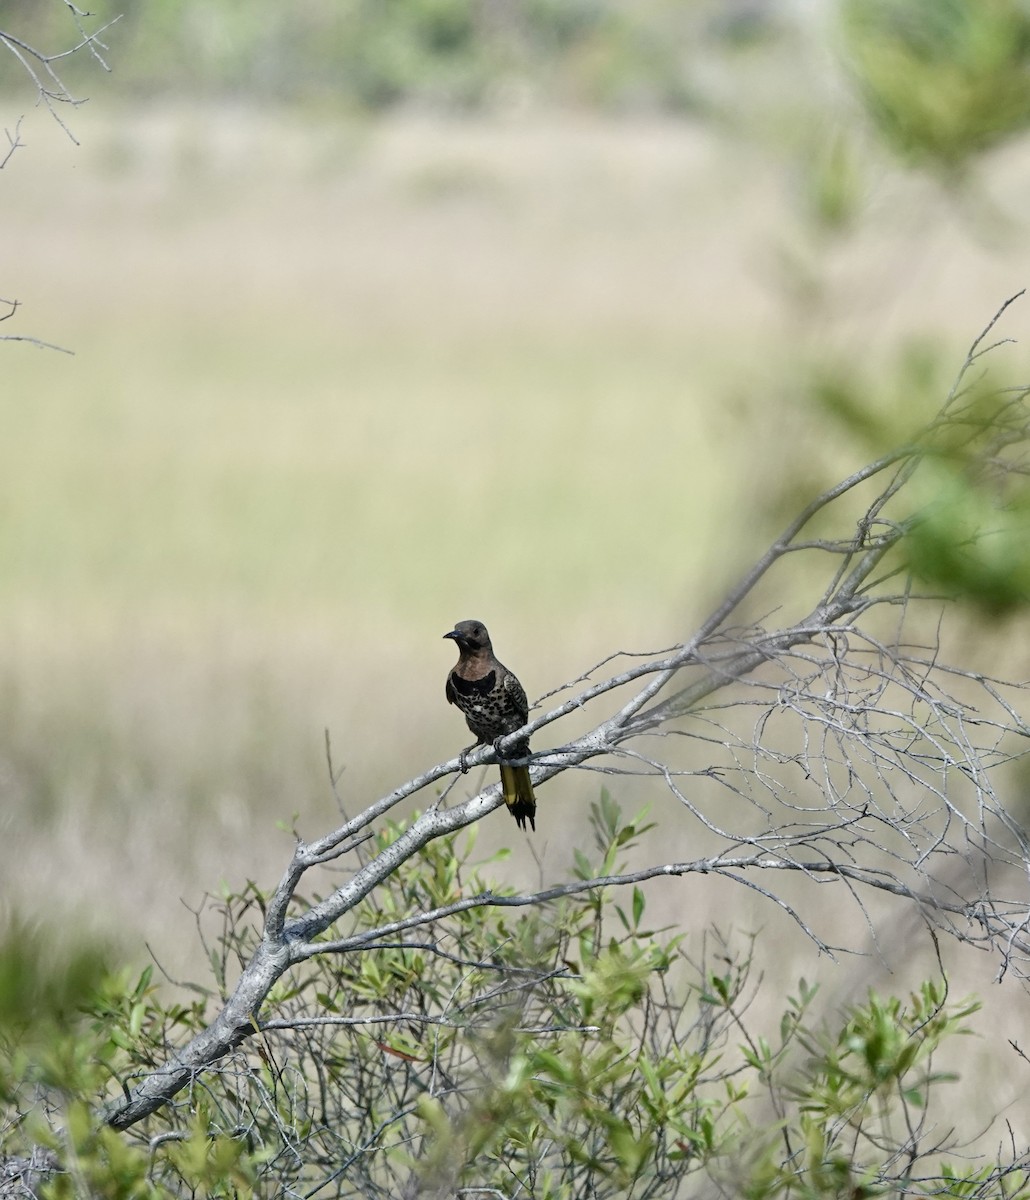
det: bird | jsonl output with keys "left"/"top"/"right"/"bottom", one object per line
{"left": 443, "top": 619, "right": 537, "bottom": 832}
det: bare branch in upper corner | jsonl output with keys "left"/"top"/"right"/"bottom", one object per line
{"left": 0, "top": 6, "right": 122, "bottom": 145}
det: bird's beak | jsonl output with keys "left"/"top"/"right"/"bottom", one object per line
{"left": 443, "top": 629, "right": 460, "bottom": 641}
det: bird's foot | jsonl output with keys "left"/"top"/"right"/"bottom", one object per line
{"left": 458, "top": 750, "right": 470, "bottom": 774}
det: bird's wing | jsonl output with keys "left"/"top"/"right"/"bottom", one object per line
{"left": 501, "top": 669, "right": 529, "bottom": 724}
{"left": 445, "top": 673, "right": 458, "bottom": 706}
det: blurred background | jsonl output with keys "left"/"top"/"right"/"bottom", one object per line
{"left": 2, "top": 0, "right": 1030, "bottom": 1009}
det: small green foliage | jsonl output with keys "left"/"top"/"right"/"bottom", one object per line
{"left": 906, "top": 459, "right": 1030, "bottom": 615}
{"left": 3, "top": 802, "right": 1025, "bottom": 1197}
{"left": 841, "top": 0, "right": 1030, "bottom": 173}
{"left": 807, "top": 346, "right": 1030, "bottom": 618}
{"left": 567, "top": 942, "right": 650, "bottom": 1024}
{"left": 800, "top": 126, "right": 866, "bottom": 234}
{"left": 0, "top": 919, "right": 113, "bottom": 1033}
{"left": 158, "top": 1102, "right": 263, "bottom": 1196}
{"left": 809, "top": 339, "right": 947, "bottom": 455}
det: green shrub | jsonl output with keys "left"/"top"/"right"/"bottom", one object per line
{"left": 2, "top": 798, "right": 1026, "bottom": 1197}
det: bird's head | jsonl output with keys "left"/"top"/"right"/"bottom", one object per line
{"left": 443, "top": 619, "right": 492, "bottom": 653}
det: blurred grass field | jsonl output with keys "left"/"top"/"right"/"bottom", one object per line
{"left": 2, "top": 101, "right": 1028, "bottom": 981}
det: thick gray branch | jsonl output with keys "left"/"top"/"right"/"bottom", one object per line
{"left": 102, "top": 298, "right": 1030, "bottom": 1129}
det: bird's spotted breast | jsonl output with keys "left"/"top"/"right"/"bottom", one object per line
{"left": 447, "top": 667, "right": 524, "bottom": 743}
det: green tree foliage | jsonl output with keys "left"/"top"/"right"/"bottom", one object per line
{"left": 840, "top": 0, "right": 1030, "bottom": 172}
{"left": 766, "top": 5, "right": 1030, "bottom": 618}
{"left": 806, "top": 317, "right": 1030, "bottom": 616}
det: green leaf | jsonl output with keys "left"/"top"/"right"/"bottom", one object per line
{"left": 632, "top": 886, "right": 645, "bottom": 927}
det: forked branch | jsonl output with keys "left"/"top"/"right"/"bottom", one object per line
{"left": 0, "top": 4, "right": 119, "bottom": 147}
{"left": 105, "top": 295, "right": 1030, "bottom": 1130}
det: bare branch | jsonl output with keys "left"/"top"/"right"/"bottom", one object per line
{"left": 0, "top": 9, "right": 121, "bottom": 144}
{"left": 0, "top": 296, "right": 74, "bottom": 354}
{"left": 104, "top": 295, "right": 1030, "bottom": 1131}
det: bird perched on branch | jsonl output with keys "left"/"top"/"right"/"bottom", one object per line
{"left": 443, "top": 619, "right": 537, "bottom": 832}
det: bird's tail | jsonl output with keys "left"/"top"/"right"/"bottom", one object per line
{"left": 499, "top": 764, "right": 536, "bottom": 832}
